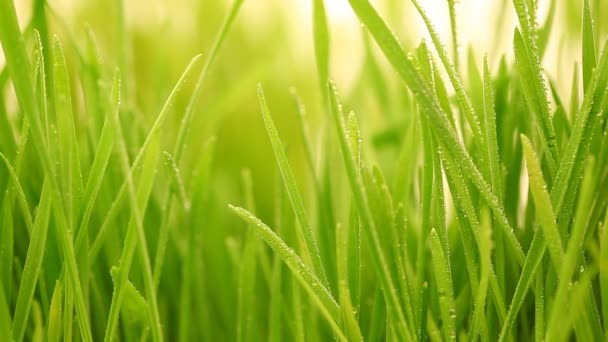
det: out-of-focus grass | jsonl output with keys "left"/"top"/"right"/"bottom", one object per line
{"left": 0, "top": 0, "right": 607, "bottom": 340}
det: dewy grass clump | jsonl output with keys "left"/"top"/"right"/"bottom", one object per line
{"left": 0, "top": 0, "right": 607, "bottom": 340}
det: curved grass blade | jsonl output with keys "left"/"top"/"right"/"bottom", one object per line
{"left": 521, "top": 135, "right": 564, "bottom": 265}
{"left": 430, "top": 229, "right": 456, "bottom": 341}
{"left": 257, "top": 84, "right": 328, "bottom": 286}
{"left": 228, "top": 205, "right": 346, "bottom": 341}
{"left": 12, "top": 180, "right": 51, "bottom": 342}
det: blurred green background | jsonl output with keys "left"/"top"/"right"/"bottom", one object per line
{"left": 4, "top": 0, "right": 602, "bottom": 219}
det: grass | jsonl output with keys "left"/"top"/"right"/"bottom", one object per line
{"left": 0, "top": 0, "right": 607, "bottom": 340}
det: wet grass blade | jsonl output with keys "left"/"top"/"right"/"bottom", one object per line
{"left": 513, "top": 29, "right": 557, "bottom": 175}
{"left": 410, "top": 0, "right": 483, "bottom": 142}
{"left": 430, "top": 229, "right": 456, "bottom": 341}
{"left": 521, "top": 135, "right": 563, "bottom": 266}
{"left": 257, "top": 84, "right": 328, "bottom": 286}
{"left": 512, "top": 0, "right": 559, "bottom": 170}
{"left": 228, "top": 205, "right": 346, "bottom": 340}
{"left": 328, "top": 81, "right": 412, "bottom": 341}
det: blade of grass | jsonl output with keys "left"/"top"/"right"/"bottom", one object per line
{"left": 257, "top": 84, "right": 329, "bottom": 287}
{"left": 236, "top": 169, "right": 258, "bottom": 342}
{"left": 410, "top": 0, "right": 483, "bottom": 143}
{"left": 600, "top": 207, "right": 608, "bottom": 334}
{"left": 228, "top": 205, "right": 346, "bottom": 341}
{"left": 328, "top": 81, "right": 412, "bottom": 341}
{"left": 47, "top": 281, "right": 63, "bottom": 342}
{"left": 430, "top": 229, "right": 456, "bottom": 341}
{"left": 521, "top": 135, "right": 564, "bottom": 266}
{"left": 513, "top": 29, "right": 557, "bottom": 175}
{"left": 335, "top": 223, "right": 363, "bottom": 342}
{"left": 512, "top": 0, "right": 559, "bottom": 170}
{"left": 52, "top": 36, "right": 84, "bottom": 229}
{"left": 446, "top": 0, "right": 459, "bottom": 70}
{"left": 12, "top": 180, "right": 51, "bottom": 342}
{"left": 0, "top": 279, "right": 11, "bottom": 339}
{"left": 582, "top": 0, "right": 596, "bottom": 92}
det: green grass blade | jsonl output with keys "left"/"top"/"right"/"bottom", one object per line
{"left": 582, "top": 0, "right": 596, "bottom": 92}
{"left": 0, "top": 280, "right": 11, "bottom": 340}
{"left": 313, "top": 0, "right": 330, "bottom": 100}
{"left": 228, "top": 205, "right": 346, "bottom": 340}
{"left": 430, "top": 229, "right": 456, "bottom": 341}
{"left": 47, "top": 281, "right": 63, "bottom": 342}
{"left": 12, "top": 180, "right": 51, "bottom": 342}
{"left": 328, "top": 81, "right": 412, "bottom": 340}
{"left": 600, "top": 208, "right": 608, "bottom": 334}
{"left": 521, "top": 135, "right": 563, "bottom": 265}
{"left": 410, "top": 0, "right": 483, "bottom": 142}
{"left": 446, "top": 0, "right": 459, "bottom": 70}
{"left": 52, "top": 36, "right": 84, "bottom": 228}
{"left": 513, "top": 29, "right": 557, "bottom": 175}
{"left": 335, "top": 223, "right": 363, "bottom": 342}
{"left": 512, "top": 0, "right": 559, "bottom": 169}
{"left": 257, "top": 84, "right": 328, "bottom": 286}
{"left": 236, "top": 170, "right": 258, "bottom": 342}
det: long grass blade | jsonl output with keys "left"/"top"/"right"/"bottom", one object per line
{"left": 257, "top": 84, "right": 328, "bottom": 286}
{"left": 228, "top": 205, "right": 346, "bottom": 340}
{"left": 12, "top": 180, "right": 52, "bottom": 342}
{"left": 429, "top": 229, "right": 456, "bottom": 341}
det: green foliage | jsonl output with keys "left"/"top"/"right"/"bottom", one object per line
{"left": 0, "top": 0, "right": 606, "bottom": 340}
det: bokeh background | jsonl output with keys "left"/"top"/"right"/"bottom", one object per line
{"left": 2, "top": 0, "right": 606, "bottom": 219}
